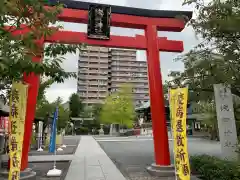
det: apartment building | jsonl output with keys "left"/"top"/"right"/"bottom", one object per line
{"left": 78, "top": 46, "right": 149, "bottom": 106}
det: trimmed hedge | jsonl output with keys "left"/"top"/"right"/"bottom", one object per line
{"left": 75, "top": 127, "right": 89, "bottom": 135}
{"left": 190, "top": 155, "right": 240, "bottom": 180}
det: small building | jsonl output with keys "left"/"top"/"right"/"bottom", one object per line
{"left": 70, "top": 117, "right": 94, "bottom": 128}
{"left": 135, "top": 100, "right": 202, "bottom": 134}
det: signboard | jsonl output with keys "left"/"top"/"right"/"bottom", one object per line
{"left": 169, "top": 87, "right": 190, "bottom": 180}
{"left": 8, "top": 82, "right": 28, "bottom": 180}
{"left": 0, "top": 117, "right": 5, "bottom": 134}
{"left": 37, "top": 121, "right": 43, "bottom": 150}
{"left": 87, "top": 4, "right": 111, "bottom": 40}
{"left": 0, "top": 117, "right": 9, "bottom": 134}
{"left": 214, "top": 84, "right": 238, "bottom": 160}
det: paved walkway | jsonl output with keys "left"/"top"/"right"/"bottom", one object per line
{"left": 65, "top": 136, "right": 126, "bottom": 180}
{"left": 1, "top": 154, "right": 74, "bottom": 162}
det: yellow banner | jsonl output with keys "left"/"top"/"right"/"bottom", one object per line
{"left": 8, "top": 82, "right": 28, "bottom": 180}
{"left": 169, "top": 87, "right": 190, "bottom": 180}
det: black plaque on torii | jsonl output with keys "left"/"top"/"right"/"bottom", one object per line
{"left": 87, "top": 4, "right": 111, "bottom": 40}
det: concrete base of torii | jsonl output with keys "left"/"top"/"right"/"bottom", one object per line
{"left": 146, "top": 163, "right": 176, "bottom": 177}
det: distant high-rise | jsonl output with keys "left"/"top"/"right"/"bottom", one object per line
{"left": 77, "top": 46, "right": 149, "bottom": 106}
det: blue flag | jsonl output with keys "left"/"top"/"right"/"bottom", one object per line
{"left": 49, "top": 107, "right": 58, "bottom": 153}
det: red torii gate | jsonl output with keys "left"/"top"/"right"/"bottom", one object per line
{"left": 11, "top": 0, "right": 192, "bottom": 171}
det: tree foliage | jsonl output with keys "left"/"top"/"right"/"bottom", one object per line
{"left": 36, "top": 96, "right": 70, "bottom": 130}
{"left": 69, "top": 93, "right": 84, "bottom": 117}
{"left": 81, "top": 105, "right": 93, "bottom": 118}
{"left": 37, "top": 77, "right": 54, "bottom": 103}
{"left": 165, "top": 0, "right": 240, "bottom": 139}
{"left": 167, "top": 0, "right": 240, "bottom": 102}
{"left": 91, "top": 103, "right": 102, "bottom": 127}
{"left": 0, "top": 0, "right": 84, "bottom": 101}
{"left": 92, "top": 103, "right": 103, "bottom": 122}
{"left": 100, "top": 84, "right": 136, "bottom": 128}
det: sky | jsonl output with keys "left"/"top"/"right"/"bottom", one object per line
{"left": 45, "top": 0, "right": 200, "bottom": 103}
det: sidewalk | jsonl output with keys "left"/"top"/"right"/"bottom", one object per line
{"left": 65, "top": 136, "right": 126, "bottom": 180}
{"left": 1, "top": 154, "right": 74, "bottom": 162}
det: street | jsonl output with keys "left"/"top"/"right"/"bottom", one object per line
{"left": 96, "top": 136, "right": 221, "bottom": 179}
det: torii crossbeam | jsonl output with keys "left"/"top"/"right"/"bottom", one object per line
{"left": 9, "top": 0, "right": 192, "bottom": 171}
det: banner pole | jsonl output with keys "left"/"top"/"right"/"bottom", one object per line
{"left": 47, "top": 107, "right": 62, "bottom": 177}
{"left": 169, "top": 88, "right": 178, "bottom": 180}
{"left": 53, "top": 129, "right": 57, "bottom": 169}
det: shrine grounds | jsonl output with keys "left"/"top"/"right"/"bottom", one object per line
{"left": 30, "top": 136, "right": 79, "bottom": 180}
{"left": 21, "top": 135, "right": 222, "bottom": 180}
{"left": 96, "top": 136, "right": 221, "bottom": 180}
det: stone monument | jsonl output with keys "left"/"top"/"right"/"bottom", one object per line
{"left": 214, "top": 84, "right": 238, "bottom": 160}
{"left": 99, "top": 124, "right": 104, "bottom": 135}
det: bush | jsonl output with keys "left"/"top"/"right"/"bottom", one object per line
{"left": 75, "top": 127, "right": 89, "bottom": 135}
{"left": 190, "top": 155, "right": 240, "bottom": 180}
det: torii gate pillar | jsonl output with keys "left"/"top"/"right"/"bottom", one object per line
{"left": 145, "top": 25, "right": 170, "bottom": 165}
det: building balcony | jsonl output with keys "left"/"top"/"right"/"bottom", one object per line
{"left": 111, "top": 84, "right": 147, "bottom": 88}
{"left": 81, "top": 46, "right": 109, "bottom": 53}
{"left": 77, "top": 79, "right": 88, "bottom": 83}
{"left": 80, "top": 52, "right": 109, "bottom": 58}
{"left": 111, "top": 63, "right": 147, "bottom": 68}
{"left": 131, "top": 79, "right": 149, "bottom": 83}
{"left": 88, "top": 82, "right": 108, "bottom": 86}
{"left": 111, "top": 57, "right": 136, "bottom": 62}
{"left": 81, "top": 58, "right": 109, "bottom": 63}
{"left": 111, "top": 73, "right": 131, "bottom": 78}
{"left": 133, "top": 84, "right": 149, "bottom": 88}
{"left": 87, "top": 88, "right": 107, "bottom": 92}
{"left": 111, "top": 51, "right": 136, "bottom": 57}
{"left": 111, "top": 68, "right": 147, "bottom": 73}
{"left": 78, "top": 64, "right": 108, "bottom": 69}
{"left": 78, "top": 90, "right": 88, "bottom": 93}
{"left": 111, "top": 79, "right": 148, "bottom": 83}
{"left": 87, "top": 70, "right": 100, "bottom": 74}
{"left": 78, "top": 64, "right": 89, "bottom": 68}
{"left": 90, "top": 64, "right": 109, "bottom": 69}
{"left": 88, "top": 72, "right": 109, "bottom": 76}
{"left": 82, "top": 99, "right": 104, "bottom": 104}
{"left": 85, "top": 76, "right": 108, "bottom": 80}
{"left": 87, "top": 94, "right": 99, "bottom": 98}
{"left": 111, "top": 73, "right": 148, "bottom": 79}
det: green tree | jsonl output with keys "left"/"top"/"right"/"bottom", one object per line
{"left": 100, "top": 95, "right": 118, "bottom": 124}
{"left": 166, "top": 0, "right": 240, "bottom": 140}
{"left": 172, "top": 0, "right": 240, "bottom": 100}
{"left": 100, "top": 84, "right": 135, "bottom": 128}
{"left": 0, "top": 1, "right": 84, "bottom": 101}
{"left": 69, "top": 93, "right": 84, "bottom": 117}
{"left": 193, "top": 102, "right": 219, "bottom": 140}
{"left": 57, "top": 104, "right": 70, "bottom": 130}
{"left": 81, "top": 105, "right": 92, "bottom": 118}
{"left": 37, "top": 77, "right": 55, "bottom": 103}
{"left": 91, "top": 104, "right": 102, "bottom": 128}
{"left": 92, "top": 103, "right": 103, "bottom": 122}
{"left": 36, "top": 96, "right": 70, "bottom": 130}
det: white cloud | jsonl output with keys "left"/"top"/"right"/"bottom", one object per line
{"left": 45, "top": 0, "right": 199, "bottom": 102}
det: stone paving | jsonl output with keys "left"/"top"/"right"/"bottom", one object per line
{"left": 96, "top": 136, "right": 212, "bottom": 180}
{"left": 1, "top": 135, "right": 203, "bottom": 180}
{"left": 65, "top": 136, "right": 126, "bottom": 180}
{"left": 64, "top": 136, "right": 201, "bottom": 180}
{"left": 29, "top": 136, "right": 80, "bottom": 156}
{"left": 30, "top": 161, "right": 70, "bottom": 180}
